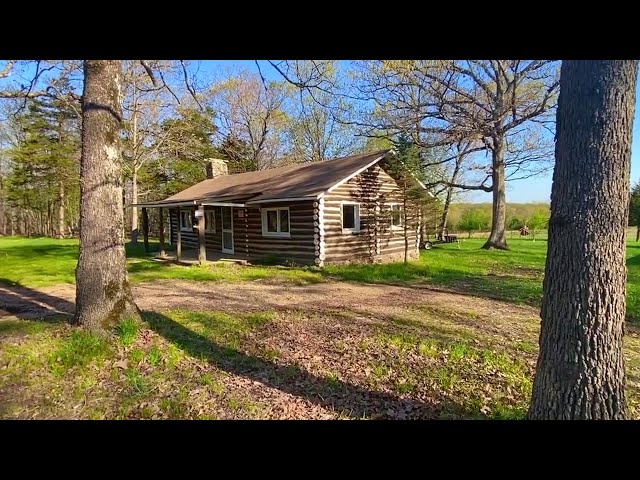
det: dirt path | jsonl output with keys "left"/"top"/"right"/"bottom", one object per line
{"left": 1, "top": 278, "right": 539, "bottom": 324}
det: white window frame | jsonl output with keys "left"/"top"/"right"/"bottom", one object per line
{"left": 204, "top": 209, "right": 216, "bottom": 233}
{"left": 389, "top": 203, "right": 404, "bottom": 230}
{"left": 179, "top": 209, "right": 193, "bottom": 232}
{"left": 341, "top": 201, "right": 360, "bottom": 234}
{"left": 261, "top": 207, "right": 291, "bottom": 238}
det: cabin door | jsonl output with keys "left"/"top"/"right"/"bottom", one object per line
{"left": 221, "top": 206, "right": 234, "bottom": 254}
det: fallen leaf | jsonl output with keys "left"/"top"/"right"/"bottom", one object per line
{"left": 114, "top": 359, "right": 128, "bottom": 370}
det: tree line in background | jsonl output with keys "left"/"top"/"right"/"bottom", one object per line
{"left": 0, "top": 60, "right": 559, "bottom": 248}
{"left": 446, "top": 202, "right": 550, "bottom": 238}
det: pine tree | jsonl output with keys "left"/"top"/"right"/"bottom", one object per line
{"left": 6, "top": 96, "right": 80, "bottom": 237}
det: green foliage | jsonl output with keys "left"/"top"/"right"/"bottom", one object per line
{"left": 526, "top": 209, "right": 550, "bottom": 239}
{"left": 507, "top": 216, "right": 525, "bottom": 230}
{"left": 117, "top": 317, "right": 140, "bottom": 346}
{"left": 448, "top": 202, "right": 550, "bottom": 233}
{"left": 630, "top": 181, "right": 640, "bottom": 226}
{"left": 457, "top": 209, "right": 490, "bottom": 237}
{"left": 218, "top": 134, "right": 254, "bottom": 173}
{"left": 49, "top": 331, "right": 110, "bottom": 375}
{"left": 5, "top": 96, "right": 80, "bottom": 235}
{"left": 144, "top": 107, "right": 218, "bottom": 200}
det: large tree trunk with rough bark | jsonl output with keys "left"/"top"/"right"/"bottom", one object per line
{"left": 482, "top": 140, "right": 508, "bottom": 250}
{"left": 74, "top": 60, "right": 140, "bottom": 331}
{"left": 528, "top": 60, "right": 638, "bottom": 420}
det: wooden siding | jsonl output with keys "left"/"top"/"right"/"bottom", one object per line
{"left": 169, "top": 201, "right": 317, "bottom": 265}
{"left": 322, "top": 161, "right": 420, "bottom": 264}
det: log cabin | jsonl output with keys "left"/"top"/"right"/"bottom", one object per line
{"left": 134, "top": 149, "right": 431, "bottom": 266}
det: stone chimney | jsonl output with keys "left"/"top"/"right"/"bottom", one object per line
{"left": 206, "top": 158, "right": 229, "bottom": 179}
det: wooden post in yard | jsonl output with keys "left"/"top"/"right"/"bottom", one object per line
{"left": 142, "top": 207, "right": 150, "bottom": 253}
{"left": 176, "top": 211, "right": 182, "bottom": 262}
{"left": 197, "top": 204, "right": 206, "bottom": 264}
{"left": 158, "top": 207, "right": 166, "bottom": 257}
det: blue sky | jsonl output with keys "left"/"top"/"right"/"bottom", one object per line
{"left": 201, "top": 60, "right": 640, "bottom": 205}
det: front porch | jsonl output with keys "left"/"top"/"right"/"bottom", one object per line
{"left": 132, "top": 200, "right": 245, "bottom": 266}
{"left": 155, "top": 248, "right": 249, "bottom": 266}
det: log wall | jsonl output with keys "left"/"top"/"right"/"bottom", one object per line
{"left": 169, "top": 201, "right": 317, "bottom": 265}
{"left": 322, "top": 161, "right": 420, "bottom": 264}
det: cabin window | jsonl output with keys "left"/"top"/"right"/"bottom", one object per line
{"left": 204, "top": 210, "right": 215, "bottom": 233}
{"left": 261, "top": 207, "right": 290, "bottom": 238}
{"left": 342, "top": 202, "right": 360, "bottom": 233}
{"left": 179, "top": 210, "right": 193, "bottom": 232}
{"left": 390, "top": 204, "right": 403, "bottom": 229}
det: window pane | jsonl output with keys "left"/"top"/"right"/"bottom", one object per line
{"left": 391, "top": 205, "right": 403, "bottom": 227}
{"left": 181, "top": 211, "right": 191, "bottom": 229}
{"left": 279, "top": 209, "right": 289, "bottom": 232}
{"left": 267, "top": 210, "right": 278, "bottom": 232}
{"left": 205, "top": 211, "right": 214, "bottom": 231}
{"left": 222, "top": 207, "right": 232, "bottom": 230}
{"left": 343, "top": 205, "right": 355, "bottom": 229}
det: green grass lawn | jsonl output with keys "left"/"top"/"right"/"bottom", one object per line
{"left": 2, "top": 234, "right": 640, "bottom": 321}
{"left": 3, "top": 234, "right": 640, "bottom": 419}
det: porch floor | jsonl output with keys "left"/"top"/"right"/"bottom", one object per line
{"left": 154, "top": 248, "right": 250, "bottom": 265}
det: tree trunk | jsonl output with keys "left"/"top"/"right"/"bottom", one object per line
{"left": 528, "top": 60, "right": 638, "bottom": 420}
{"left": 197, "top": 204, "right": 206, "bottom": 264}
{"left": 403, "top": 193, "right": 409, "bottom": 264}
{"left": 440, "top": 186, "right": 453, "bottom": 239}
{"left": 441, "top": 154, "right": 462, "bottom": 238}
{"left": 482, "top": 140, "right": 508, "bottom": 250}
{"left": 636, "top": 224, "right": 639, "bottom": 242}
{"left": 58, "top": 181, "right": 65, "bottom": 239}
{"left": 74, "top": 60, "right": 140, "bottom": 332}
{"left": 158, "top": 207, "right": 166, "bottom": 257}
{"left": 131, "top": 170, "right": 138, "bottom": 245}
{"left": 142, "top": 207, "right": 149, "bottom": 253}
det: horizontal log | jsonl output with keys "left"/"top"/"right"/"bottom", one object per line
{"left": 247, "top": 246, "right": 316, "bottom": 253}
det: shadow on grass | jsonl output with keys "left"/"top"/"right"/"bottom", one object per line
{"left": 144, "top": 310, "right": 483, "bottom": 419}
{"left": 0, "top": 279, "right": 73, "bottom": 321}
{"left": 321, "top": 262, "right": 543, "bottom": 308}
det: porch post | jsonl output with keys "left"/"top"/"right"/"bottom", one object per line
{"left": 197, "top": 204, "right": 206, "bottom": 264}
{"left": 176, "top": 210, "right": 182, "bottom": 262}
{"left": 142, "top": 207, "right": 150, "bottom": 253}
{"left": 158, "top": 207, "right": 166, "bottom": 257}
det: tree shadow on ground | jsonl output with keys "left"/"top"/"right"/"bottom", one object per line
{"left": 144, "top": 310, "right": 484, "bottom": 419}
{"left": 0, "top": 279, "right": 74, "bottom": 321}
{"left": 320, "top": 264, "right": 542, "bottom": 308}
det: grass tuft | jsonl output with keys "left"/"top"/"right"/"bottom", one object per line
{"left": 49, "top": 331, "right": 110, "bottom": 375}
{"left": 117, "top": 317, "right": 140, "bottom": 346}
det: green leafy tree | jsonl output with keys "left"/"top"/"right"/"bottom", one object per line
{"left": 457, "top": 209, "right": 490, "bottom": 238}
{"left": 629, "top": 181, "right": 640, "bottom": 241}
{"left": 527, "top": 209, "right": 550, "bottom": 241}
{"left": 507, "top": 215, "right": 525, "bottom": 230}
{"left": 218, "top": 133, "right": 254, "bottom": 174}
{"left": 145, "top": 107, "right": 218, "bottom": 200}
